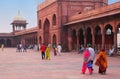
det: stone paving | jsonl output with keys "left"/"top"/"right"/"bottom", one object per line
{"left": 0, "top": 48, "right": 120, "bottom": 79}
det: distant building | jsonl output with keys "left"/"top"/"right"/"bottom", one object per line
{"left": 0, "top": 11, "right": 38, "bottom": 47}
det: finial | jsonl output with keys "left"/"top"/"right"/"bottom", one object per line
{"left": 18, "top": 10, "right": 20, "bottom": 15}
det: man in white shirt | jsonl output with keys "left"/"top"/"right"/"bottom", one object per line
{"left": 57, "top": 43, "right": 62, "bottom": 56}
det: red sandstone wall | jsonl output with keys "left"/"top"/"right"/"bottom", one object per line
{"left": 37, "top": 0, "right": 109, "bottom": 50}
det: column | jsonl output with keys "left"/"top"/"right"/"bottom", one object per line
{"left": 83, "top": 30, "right": 86, "bottom": 47}
{"left": 68, "top": 29, "right": 72, "bottom": 51}
{"left": 13, "top": 25, "right": 15, "bottom": 32}
{"left": 76, "top": 30, "right": 79, "bottom": 51}
{"left": 91, "top": 27, "right": 95, "bottom": 48}
{"left": 101, "top": 26, "right": 105, "bottom": 49}
{"left": 113, "top": 27, "right": 117, "bottom": 53}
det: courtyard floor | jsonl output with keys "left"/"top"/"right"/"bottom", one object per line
{"left": 0, "top": 48, "right": 120, "bottom": 79}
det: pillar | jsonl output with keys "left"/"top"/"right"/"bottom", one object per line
{"left": 76, "top": 30, "right": 79, "bottom": 51}
{"left": 101, "top": 25, "right": 105, "bottom": 49}
{"left": 83, "top": 30, "right": 86, "bottom": 47}
{"left": 68, "top": 29, "right": 72, "bottom": 51}
{"left": 113, "top": 25, "right": 117, "bottom": 53}
{"left": 91, "top": 27, "right": 95, "bottom": 48}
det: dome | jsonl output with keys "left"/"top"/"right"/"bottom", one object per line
{"left": 13, "top": 11, "right": 26, "bottom": 21}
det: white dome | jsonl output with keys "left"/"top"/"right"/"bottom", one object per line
{"left": 13, "top": 11, "right": 26, "bottom": 21}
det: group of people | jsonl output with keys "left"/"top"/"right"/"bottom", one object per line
{"left": 16, "top": 44, "right": 27, "bottom": 52}
{"left": 81, "top": 44, "right": 108, "bottom": 75}
{"left": 40, "top": 43, "right": 62, "bottom": 60}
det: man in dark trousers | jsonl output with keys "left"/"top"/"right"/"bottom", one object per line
{"left": 40, "top": 43, "right": 46, "bottom": 60}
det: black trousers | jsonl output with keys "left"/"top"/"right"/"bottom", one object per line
{"left": 90, "top": 60, "right": 93, "bottom": 70}
{"left": 41, "top": 52, "right": 45, "bottom": 59}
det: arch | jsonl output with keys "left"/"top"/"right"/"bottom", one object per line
{"left": 38, "top": 19, "right": 42, "bottom": 29}
{"left": 0, "top": 39, "right": 5, "bottom": 46}
{"left": 6, "top": 39, "right": 11, "bottom": 47}
{"left": 117, "top": 23, "right": 120, "bottom": 33}
{"left": 52, "top": 34, "right": 57, "bottom": 48}
{"left": 71, "top": 29, "right": 77, "bottom": 50}
{"left": 52, "top": 14, "right": 56, "bottom": 26}
{"left": 43, "top": 18, "right": 50, "bottom": 45}
{"left": 117, "top": 23, "right": 120, "bottom": 50}
{"left": 104, "top": 24, "right": 114, "bottom": 50}
{"left": 52, "top": 34, "right": 57, "bottom": 44}
{"left": 78, "top": 28, "right": 84, "bottom": 45}
{"left": 94, "top": 25, "right": 102, "bottom": 50}
{"left": 86, "top": 27, "right": 92, "bottom": 45}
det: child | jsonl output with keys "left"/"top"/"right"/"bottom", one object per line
{"left": 81, "top": 49, "right": 92, "bottom": 75}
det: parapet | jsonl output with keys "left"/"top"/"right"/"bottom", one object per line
{"left": 37, "top": 0, "right": 57, "bottom": 11}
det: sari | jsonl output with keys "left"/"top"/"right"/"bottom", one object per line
{"left": 81, "top": 49, "right": 92, "bottom": 74}
{"left": 45, "top": 47, "right": 50, "bottom": 60}
{"left": 95, "top": 51, "right": 107, "bottom": 73}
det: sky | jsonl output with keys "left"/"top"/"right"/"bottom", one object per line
{"left": 0, "top": 0, "right": 119, "bottom": 33}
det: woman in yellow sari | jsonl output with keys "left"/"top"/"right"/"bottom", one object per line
{"left": 95, "top": 49, "right": 108, "bottom": 74}
{"left": 45, "top": 44, "right": 51, "bottom": 60}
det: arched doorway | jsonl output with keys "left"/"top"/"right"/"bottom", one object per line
{"left": 116, "top": 24, "right": 120, "bottom": 53}
{"left": 6, "top": 39, "right": 11, "bottom": 47}
{"left": 104, "top": 24, "right": 114, "bottom": 50}
{"left": 71, "top": 29, "right": 77, "bottom": 50}
{"left": 78, "top": 28, "right": 84, "bottom": 46}
{"left": 0, "top": 39, "right": 5, "bottom": 45}
{"left": 52, "top": 34, "right": 57, "bottom": 48}
{"left": 52, "top": 14, "right": 56, "bottom": 26}
{"left": 95, "top": 26, "right": 102, "bottom": 51}
{"left": 86, "top": 27, "right": 92, "bottom": 45}
{"left": 43, "top": 18, "right": 50, "bottom": 46}
{"left": 117, "top": 24, "right": 120, "bottom": 33}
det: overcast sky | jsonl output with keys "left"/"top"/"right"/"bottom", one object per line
{"left": 0, "top": 0, "right": 119, "bottom": 33}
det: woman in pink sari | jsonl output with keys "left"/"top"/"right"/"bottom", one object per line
{"left": 81, "top": 49, "right": 92, "bottom": 75}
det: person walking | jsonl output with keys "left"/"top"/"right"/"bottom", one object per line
{"left": 95, "top": 49, "right": 108, "bottom": 74}
{"left": 19, "top": 43, "right": 22, "bottom": 52}
{"left": 1, "top": 44, "right": 4, "bottom": 51}
{"left": 57, "top": 43, "right": 62, "bottom": 56}
{"left": 52, "top": 43, "right": 57, "bottom": 56}
{"left": 40, "top": 43, "right": 46, "bottom": 60}
{"left": 78, "top": 45, "right": 85, "bottom": 54}
{"left": 16, "top": 44, "right": 20, "bottom": 52}
{"left": 45, "top": 44, "right": 51, "bottom": 60}
{"left": 81, "top": 49, "right": 92, "bottom": 75}
{"left": 87, "top": 44, "right": 95, "bottom": 71}
{"left": 23, "top": 44, "right": 27, "bottom": 52}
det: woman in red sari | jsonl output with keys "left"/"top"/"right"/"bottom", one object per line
{"left": 95, "top": 49, "right": 108, "bottom": 74}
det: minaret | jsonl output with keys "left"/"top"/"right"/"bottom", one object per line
{"left": 11, "top": 11, "right": 28, "bottom": 33}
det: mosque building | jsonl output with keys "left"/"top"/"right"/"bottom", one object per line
{"left": 0, "top": 0, "right": 120, "bottom": 53}
{"left": 37, "top": 0, "right": 120, "bottom": 53}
